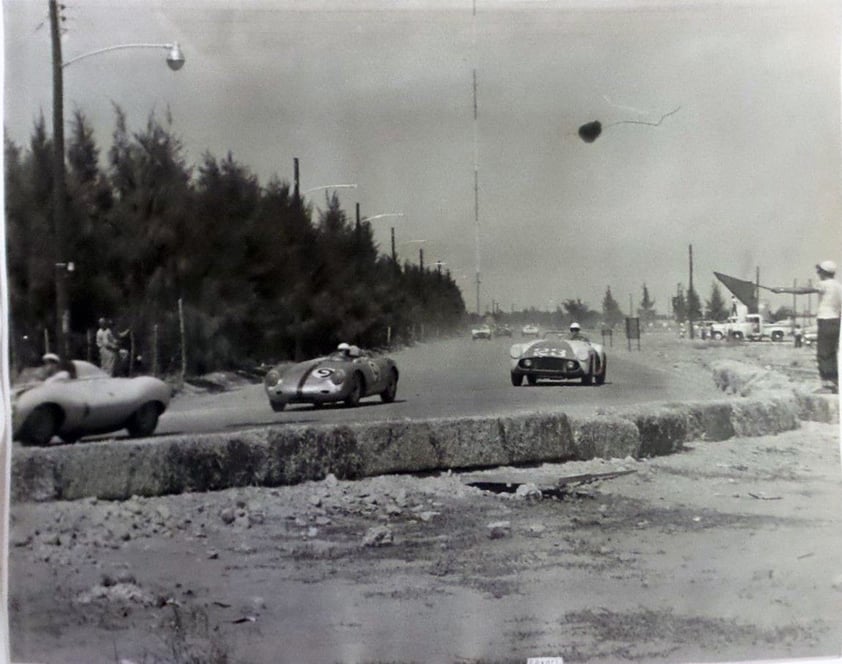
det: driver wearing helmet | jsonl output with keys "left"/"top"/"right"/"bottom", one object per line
{"left": 568, "top": 322, "right": 589, "bottom": 342}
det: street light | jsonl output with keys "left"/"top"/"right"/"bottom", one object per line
{"left": 302, "top": 184, "right": 358, "bottom": 195}
{"left": 361, "top": 213, "right": 405, "bottom": 262}
{"left": 50, "top": 0, "right": 185, "bottom": 357}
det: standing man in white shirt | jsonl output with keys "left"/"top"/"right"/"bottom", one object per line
{"left": 772, "top": 259, "right": 842, "bottom": 394}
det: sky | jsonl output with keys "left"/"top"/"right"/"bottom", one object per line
{"left": 4, "top": 0, "right": 842, "bottom": 316}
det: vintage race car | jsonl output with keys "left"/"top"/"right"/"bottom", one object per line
{"left": 493, "top": 324, "right": 513, "bottom": 337}
{"left": 12, "top": 360, "right": 172, "bottom": 446}
{"left": 264, "top": 345, "right": 399, "bottom": 411}
{"left": 471, "top": 324, "right": 492, "bottom": 340}
{"left": 521, "top": 324, "right": 540, "bottom": 338}
{"left": 509, "top": 331, "right": 607, "bottom": 386}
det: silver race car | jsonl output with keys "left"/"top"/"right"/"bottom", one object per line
{"left": 509, "top": 331, "right": 607, "bottom": 386}
{"left": 12, "top": 360, "right": 172, "bottom": 445}
{"left": 264, "top": 344, "right": 399, "bottom": 411}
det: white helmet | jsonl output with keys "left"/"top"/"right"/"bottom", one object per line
{"left": 337, "top": 342, "right": 350, "bottom": 351}
{"left": 570, "top": 322, "right": 581, "bottom": 331}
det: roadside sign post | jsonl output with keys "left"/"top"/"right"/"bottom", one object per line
{"left": 625, "top": 317, "right": 641, "bottom": 351}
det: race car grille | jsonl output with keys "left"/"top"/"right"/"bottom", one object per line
{"left": 526, "top": 358, "right": 577, "bottom": 371}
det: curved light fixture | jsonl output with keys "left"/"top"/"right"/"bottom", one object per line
{"left": 166, "top": 42, "right": 185, "bottom": 71}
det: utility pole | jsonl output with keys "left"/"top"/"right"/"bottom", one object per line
{"left": 419, "top": 248, "right": 424, "bottom": 272}
{"left": 50, "top": 0, "right": 70, "bottom": 358}
{"left": 472, "top": 0, "right": 481, "bottom": 316}
{"left": 391, "top": 227, "right": 396, "bottom": 263}
{"left": 688, "top": 244, "right": 695, "bottom": 339}
{"left": 293, "top": 157, "right": 300, "bottom": 204}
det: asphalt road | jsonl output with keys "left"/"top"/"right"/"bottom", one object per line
{"left": 157, "top": 333, "right": 722, "bottom": 436}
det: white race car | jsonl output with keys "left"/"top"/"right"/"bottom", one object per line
{"left": 510, "top": 331, "right": 607, "bottom": 386}
{"left": 12, "top": 360, "right": 172, "bottom": 445}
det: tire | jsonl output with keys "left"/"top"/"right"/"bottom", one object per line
{"left": 380, "top": 369, "right": 398, "bottom": 403}
{"left": 344, "top": 373, "right": 363, "bottom": 407}
{"left": 270, "top": 401, "right": 286, "bottom": 412}
{"left": 20, "top": 405, "right": 58, "bottom": 446}
{"left": 771, "top": 331, "right": 784, "bottom": 342}
{"left": 595, "top": 356, "right": 607, "bottom": 385}
{"left": 526, "top": 374, "right": 538, "bottom": 386}
{"left": 127, "top": 402, "right": 160, "bottom": 437}
{"left": 581, "top": 357, "right": 594, "bottom": 386}
{"left": 60, "top": 431, "right": 82, "bottom": 444}
{"left": 731, "top": 331, "right": 744, "bottom": 341}
{"left": 712, "top": 331, "right": 723, "bottom": 341}
{"left": 511, "top": 372, "right": 523, "bottom": 386}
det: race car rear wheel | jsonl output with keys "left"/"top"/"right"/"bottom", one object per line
{"left": 511, "top": 373, "right": 523, "bottom": 386}
{"left": 345, "top": 373, "right": 364, "bottom": 407}
{"left": 127, "top": 402, "right": 160, "bottom": 438}
{"left": 380, "top": 369, "right": 398, "bottom": 403}
{"left": 20, "top": 405, "right": 58, "bottom": 446}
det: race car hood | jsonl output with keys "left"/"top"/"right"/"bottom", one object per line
{"left": 510, "top": 338, "right": 593, "bottom": 362}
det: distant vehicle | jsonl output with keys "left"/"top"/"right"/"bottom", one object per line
{"left": 12, "top": 360, "right": 172, "bottom": 446}
{"left": 264, "top": 345, "right": 399, "bottom": 411}
{"left": 802, "top": 326, "right": 818, "bottom": 346}
{"left": 709, "top": 313, "right": 789, "bottom": 341}
{"left": 521, "top": 324, "right": 540, "bottom": 338}
{"left": 509, "top": 331, "right": 607, "bottom": 386}
{"left": 471, "top": 324, "right": 492, "bottom": 340}
{"left": 493, "top": 324, "right": 513, "bottom": 338}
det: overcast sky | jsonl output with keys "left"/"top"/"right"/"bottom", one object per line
{"left": 4, "top": 0, "right": 842, "bottom": 315}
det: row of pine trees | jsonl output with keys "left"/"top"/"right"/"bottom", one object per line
{"left": 5, "top": 109, "right": 466, "bottom": 373}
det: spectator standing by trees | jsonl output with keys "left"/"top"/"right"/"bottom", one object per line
{"left": 771, "top": 260, "right": 842, "bottom": 394}
{"left": 96, "top": 318, "right": 119, "bottom": 376}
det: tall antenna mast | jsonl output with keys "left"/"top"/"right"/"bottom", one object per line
{"left": 472, "top": 0, "right": 481, "bottom": 315}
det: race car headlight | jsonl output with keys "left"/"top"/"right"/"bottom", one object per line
{"left": 264, "top": 369, "right": 282, "bottom": 388}
{"left": 522, "top": 359, "right": 533, "bottom": 368}
{"left": 330, "top": 369, "right": 346, "bottom": 385}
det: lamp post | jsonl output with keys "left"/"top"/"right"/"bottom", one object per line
{"left": 361, "top": 213, "right": 405, "bottom": 262}
{"left": 50, "top": 0, "right": 185, "bottom": 358}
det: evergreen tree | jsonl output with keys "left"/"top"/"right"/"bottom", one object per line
{"left": 705, "top": 282, "right": 729, "bottom": 321}
{"left": 672, "top": 290, "right": 687, "bottom": 322}
{"left": 602, "top": 287, "right": 624, "bottom": 328}
{"left": 638, "top": 283, "right": 656, "bottom": 323}
{"left": 686, "top": 286, "right": 703, "bottom": 321}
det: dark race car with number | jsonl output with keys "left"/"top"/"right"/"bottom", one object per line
{"left": 509, "top": 331, "right": 607, "bottom": 386}
{"left": 263, "top": 344, "right": 399, "bottom": 411}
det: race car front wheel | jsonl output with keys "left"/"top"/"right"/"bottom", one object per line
{"left": 345, "top": 372, "right": 364, "bottom": 407}
{"left": 511, "top": 372, "right": 523, "bottom": 386}
{"left": 127, "top": 402, "right": 160, "bottom": 437}
{"left": 20, "top": 405, "right": 58, "bottom": 446}
{"left": 380, "top": 369, "right": 398, "bottom": 403}
{"left": 581, "top": 357, "right": 594, "bottom": 385}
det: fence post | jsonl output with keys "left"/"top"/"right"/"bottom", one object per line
{"left": 43, "top": 329, "right": 50, "bottom": 355}
{"left": 152, "top": 324, "right": 159, "bottom": 377}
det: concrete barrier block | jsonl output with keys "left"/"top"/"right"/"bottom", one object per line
{"left": 495, "top": 413, "right": 576, "bottom": 464}
{"left": 682, "top": 401, "right": 736, "bottom": 442}
{"left": 729, "top": 394, "right": 800, "bottom": 437}
{"left": 792, "top": 390, "right": 840, "bottom": 424}
{"left": 569, "top": 416, "right": 640, "bottom": 460}
{"left": 619, "top": 407, "right": 689, "bottom": 457}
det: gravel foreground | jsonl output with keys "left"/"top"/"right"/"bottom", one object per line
{"left": 9, "top": 339, "right": 842, "bottom": 664}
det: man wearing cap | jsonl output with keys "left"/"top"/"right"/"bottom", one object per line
{"left": 96, "top": 317, "right": 119, "bottom": 376}
{"left": 568, "top": 322, "right": 589, "bottom": 342}
{"left": 41, "top": 353, "right": 76, "bottom": 382}
{"left": 772, "top": 260, "right": 842, "bottom": 393}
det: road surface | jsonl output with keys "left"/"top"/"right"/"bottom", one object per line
{"left": 158, "top": 333, "right": 721, "bottom": 436}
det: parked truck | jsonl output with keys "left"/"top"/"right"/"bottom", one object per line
{"left": 709, "top": 307, "right": 790, "bottom": 341}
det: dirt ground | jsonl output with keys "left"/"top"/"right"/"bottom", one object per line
{"left": 8, "top": 337, "right": 842, "bottom": 664}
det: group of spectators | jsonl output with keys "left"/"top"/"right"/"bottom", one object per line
{"left": 40, "top": 316, "right": 130, "bottom": 382}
